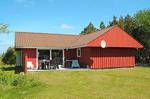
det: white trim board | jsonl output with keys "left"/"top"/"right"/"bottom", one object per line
{"left": 15, "top": 45, "right": 87, "bottom": 49}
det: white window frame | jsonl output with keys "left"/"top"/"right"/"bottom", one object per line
{"left": 77, "top": 48, "right": 81, "bottom": 57}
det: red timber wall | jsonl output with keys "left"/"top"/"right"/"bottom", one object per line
{"left": 22, "top": 48, "right": 37, "bottom": 69}
{"left": 90, "top": 48, "right": 135, "bottom": 69}
{"left": 64, "top": 47, "right": 91, "bottom": 68}
{"left": 76, "top": 47, "right": 91, "bottom": 68}
{"left": 65, "top": 47, "right": 135, "bottom": 69}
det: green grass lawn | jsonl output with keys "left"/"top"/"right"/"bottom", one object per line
{"left": 0, "top": 66, "right": 150, "bottom": 99}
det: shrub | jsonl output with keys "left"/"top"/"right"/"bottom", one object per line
{"left": 2, "top": 47, "right": 16, "bottom": 65}
{"left": 0, "top": 71, "right": 40, "bottom": 88}
{"left": 0, "top": 56, "right": 5, "bottom": 67}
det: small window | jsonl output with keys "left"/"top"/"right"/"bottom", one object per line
{"left": 77, "top": 48, "right": 81, "bottom": 57}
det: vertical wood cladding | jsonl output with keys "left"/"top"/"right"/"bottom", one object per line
{"left": 90, "top": 48, "right": 135, "bottom": 68}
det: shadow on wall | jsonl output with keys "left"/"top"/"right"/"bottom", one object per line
{"left": 88, "top": 59, "right": 93, "bottom": 68}
{"left": 79, "top": 58, "right": 93, "bottom": 68}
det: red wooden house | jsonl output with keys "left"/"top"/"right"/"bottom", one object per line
{"left": 15, "top": 25, "right": 143, "bottom": 72}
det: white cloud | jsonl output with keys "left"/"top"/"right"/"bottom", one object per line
{"left": 61, "top": 24, "right": 73, "bottom": 29}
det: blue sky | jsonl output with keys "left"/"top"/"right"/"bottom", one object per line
{"left": 0, "top": 0, "right": 150, "bottom": 54}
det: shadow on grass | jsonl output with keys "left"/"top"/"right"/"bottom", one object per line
{"left": 136, "top": 65, "right": 150, "bottom": 68}
{"left": 1, "top": 66, "right": 15, "bottom": 71}
{"left": 0, "top": 66, "right": 23, "bottom": 74}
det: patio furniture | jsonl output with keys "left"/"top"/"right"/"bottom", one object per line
{"left": 38, "top": 59, "right": 50, "bottom": 70}
{"left": 71, "top": 60, "right": 80, "bottom": 68}
{"left": 27, "top": 61, "right": 34, "bottom": 69}
{"left": 50, "top": 57, "right": 62, "bottom": 69}
{"left": 50, "top": 58, "right": 58, "bottom": 69}
{"left": 66, "top": 60, "right": 72, "bottom": 68}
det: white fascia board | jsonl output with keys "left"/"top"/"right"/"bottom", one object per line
{"left": 15, "top": 45, "right": 87, "bottom": 49}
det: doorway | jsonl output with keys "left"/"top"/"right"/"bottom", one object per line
{"left": 51, "top": 50, "right": 63, "bottom": 67}
{"left": 37, "top": 49, "right": 64, "bottom": 69}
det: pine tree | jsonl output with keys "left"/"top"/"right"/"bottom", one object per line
{"left": 80, "top": 22, "right": 98, "bottom": 35}
{"left": 124, "top": 14, "right": 134, "bottom": 35}
{"left": 118, "top": 16, "right": 124, "bottom": 29}
{"left": 99, "top": 21, "right": 105, "bottom": 30}
{"left": 108, "top": 16, "right": 118, "bottom": 27}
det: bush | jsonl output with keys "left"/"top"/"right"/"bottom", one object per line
{"left": 0, "top": 71, "right": 40, "bottom": 88}
{"left": 0, "top": 56, "right": 5, "bottom": 67}
{"left": 2, "top": 47, "right": 16, "bottom": 65}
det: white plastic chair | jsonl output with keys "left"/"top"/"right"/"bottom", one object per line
{"left": 27, "top": 61, "right": 34, "bottom": 69}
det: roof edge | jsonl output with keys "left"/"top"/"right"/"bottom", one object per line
{"left": 86, "top": 25, "right": 117, "bottom": 45}
{"left": 15, "top": 31, "right": 79, "bottom": 36}
{"left": 117, "top": 26, "right": 144, "bottom": 48}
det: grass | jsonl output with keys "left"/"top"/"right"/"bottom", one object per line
{"left": 0, "top": 66, "right": 150, "bottom": 99}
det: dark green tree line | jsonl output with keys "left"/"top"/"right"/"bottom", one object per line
{"left": 80, "top": 22, "right": 98, "bottom": 35}
{"left": 131, "top": 9, "right": 150, "bottom": 64}
{"left": 99, "top": 21, "right": 106, "bottom": 30}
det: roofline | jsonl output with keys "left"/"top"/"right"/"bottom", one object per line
{"left": 15, "top": 45, "right": 142, "bottom": 49}
{"left": 86, "top": 46, "right": 143, "bottom": 49}
{"left": 117, "top": 26, "right": 144, "bottom": 48}
{"left": 15, "top": 45, "right": 87, "bottom": 49}
{"left": 87, "top": 25, "right": 117, "bottom": 45}
{"left": 15, "top": 31, "right": 79, "bottom": 36}
{"left": 15, "top": 46, "right": 69, "bottom": 49}
{"left": 15, "top": 25, "right": 143, "bottom": 49}
{"left": 86, "top": 25, "right": 143, "bottom": 48}
{"left": 15, "top": 26, "right": 115, "bottom": 37}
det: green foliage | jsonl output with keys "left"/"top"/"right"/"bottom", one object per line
{"left": 2, "top": 47, "right": 16, "bottom": 65}
{"left": 124, "top": 14, "right": 134, "bottom": 35}
{"left": 108, "top": 16, "right": 118, "bottom": 27}
{"left": 80, "top": 22, "right": 98, "bottom": 35}
{"left": 0, "top": 56, "right": 4, "bottom": 66}
{"left": 0, "top": 23, "right": 9, "bottom": 33}
{"left": 99, "top": 21, "right": 106, "bottom": 30}
{"left": 132, "top": 9, "right": 150, "bottom": 64}
{"left": 118, "top": 16, "right": 124, "bottom": 29}
{"left": 0, "top": 71, "right": 40, "bottom": 88}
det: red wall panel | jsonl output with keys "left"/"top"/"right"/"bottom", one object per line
{"left": 90, "top": 48, "right": 135, "bottom": 69}
{"left": 64, "top": 49, "right": 76, "bottom": 67}
{"left": 64, "top": 48, "right": 91, "bottom": 68}
{"left": 76, "top": 47, "right": 91, "bottom": 68}
{"left": 64, "top": 47, "right": 135, "bottom": 69}
{"left": 22, "top": 48, "right": 37, "bottom": 69}
{"left": 64, "top": 49, "right": 76, "bottom": 60}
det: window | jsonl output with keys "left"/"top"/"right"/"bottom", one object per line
{"left": 77, "top": 48, "right": 81, "bottom": 57}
